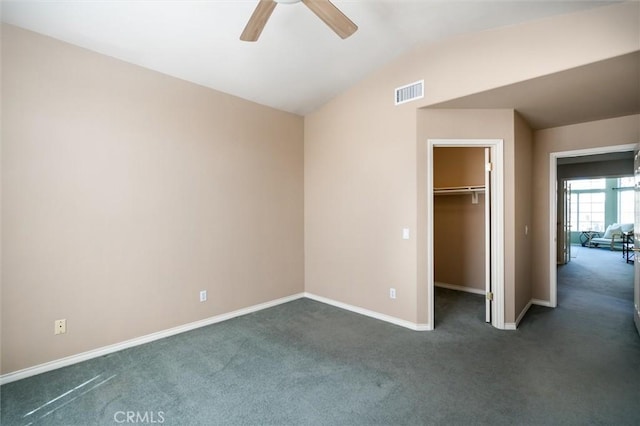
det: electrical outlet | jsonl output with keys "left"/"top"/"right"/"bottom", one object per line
{"left": 54, "top": 319, "right": 67, "bottom": 335}
{"left": 390, "top": 288, "right": 396, "bottom": 299}
{"left": 199, "top": 290, "right": 207, "bottom": 302}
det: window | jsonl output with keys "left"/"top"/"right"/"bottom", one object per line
{"left": 568, "top": 178, "right": 606, "bottom": 232}
{"left": 619, "top": 176, "right": 635, "bottom": 188}
{"left": 617, "top": 176, "right": 634, "bottom": 224}
{"left": 570, "top": 192, "right": 605, "bottom": 232}
{"left": 570, "top": 178, "right": 606, "bottom": 190}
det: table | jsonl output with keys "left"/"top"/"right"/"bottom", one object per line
{"left": 579, "top": 230, "right": 601, "bottom": 247}
{"left": 622, "top": 231, "right": 634, "bottom": 263}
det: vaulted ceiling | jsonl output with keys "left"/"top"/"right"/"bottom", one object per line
{"left": 1, "top": 0, "right": 620, "bottom": 116}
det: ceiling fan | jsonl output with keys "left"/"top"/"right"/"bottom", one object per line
{"left": 240, "top": 0, "right": 358, "bottom": 42}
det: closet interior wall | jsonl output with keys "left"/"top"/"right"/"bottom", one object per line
{"left": 433, "top": 147, "right": 486, "bottom": 293}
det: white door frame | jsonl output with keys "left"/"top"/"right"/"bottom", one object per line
{"left": 427, "top": 139, "right": 505, "bottom": 329}
{"left": 634, "top": 150, "right": 640, "bottom": 336}
{"left": 549, "top": 143, "right": 637, "bottom": 307}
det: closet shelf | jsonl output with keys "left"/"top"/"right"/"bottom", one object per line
{"left": 434, "top": 186, "right": 485, "bottom": 204}
{"left": 434, "top": 185, "right": 485, "bottom": 195}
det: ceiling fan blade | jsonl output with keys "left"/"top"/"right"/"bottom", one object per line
{"left": 302, "top": 0, "right": 358, "bottom": 39}
{"left": 240, "top": 0, "right": 277, "bottom": 42}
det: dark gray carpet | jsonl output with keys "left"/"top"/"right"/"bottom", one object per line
{"left": 2, "top": 247, "right": 639, "bottom": 425}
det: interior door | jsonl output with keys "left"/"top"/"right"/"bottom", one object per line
{"left": 556, "top": 182, "right": 564, "bottom": 264}
{"left": 556, "top": 180, "right": 571, "bottom": 265}
{"left": 485, "top": 148, "right": 491, "bottom": 323}
{"left": 564, "top": 181, "right": 572, "bottom": 264}
{"left": 634, "top": 150, "right": 640, "bottom": 335}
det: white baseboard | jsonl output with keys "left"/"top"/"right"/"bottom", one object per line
{"left": 505, "top": 299, "right": 543, "bottom": 330}
{"left": 515, "top": 300, "right": 533, "bottom": 328}
{"left": 435, "top": 282, "right": 485, "bottom": 296}
{"left": 304, "top": 292, "right": 431, "bottom": 331}
{"left": 0, "top": 293, "right": 305, "bottom": 385}
{"left": 531, "top": 298, "right": 554, "bottom": 308}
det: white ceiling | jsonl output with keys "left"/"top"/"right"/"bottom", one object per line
{"left": 1, "top": 1, "right": 619, "bottom": 115}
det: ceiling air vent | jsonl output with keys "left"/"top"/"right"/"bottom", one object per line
{"left": 395, "top": 80, "right": 424, "bottom": 106}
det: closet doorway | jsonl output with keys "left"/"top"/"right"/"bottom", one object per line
{"left": 426, "top": 139, "right": 504, "bottom": 330}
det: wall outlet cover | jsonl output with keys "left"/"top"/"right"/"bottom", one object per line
{"left": 54, "top": 319, "right": 67, "bottom": 335}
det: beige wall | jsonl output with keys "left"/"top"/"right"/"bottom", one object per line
{"left": 305, "top": 2, "right": 637, "bottom": 327}
{"left": 1, "top": 25, "right": 304, "bottom": 374}
{"left": 531, "top": 114, "right": 640, "bottom": 302}
{"left": 433, "top": 147, "right": 485, "bottom": 188}
{"left": 402, "top": 2, "right": 639, "bottom": 109}
{"left": 304, "top": 76, "right": 418, "bottom": 322}
{"left": 434, "top": 195, "right": 486, "bottom": 291}
{"left": 514, "top": 113, "right": 533, "bottom": 317}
